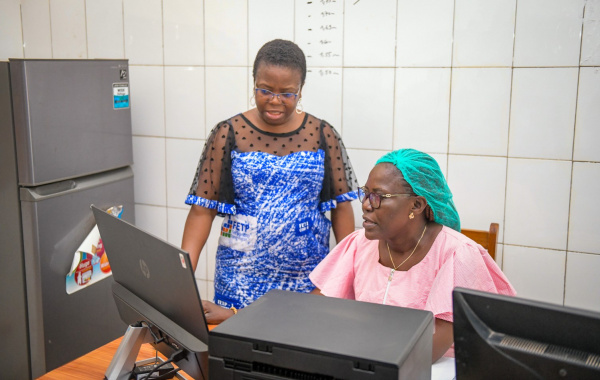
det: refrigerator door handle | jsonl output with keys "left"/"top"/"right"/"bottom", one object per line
{"left": 20, "top": 166, "right": 134, "bottom": 202}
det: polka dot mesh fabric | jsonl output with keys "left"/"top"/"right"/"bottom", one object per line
{"left": 187, "top": 113, "right": 359, "bottom": 214}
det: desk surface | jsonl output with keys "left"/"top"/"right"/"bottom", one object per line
{"left": 37, "top": 324, "right": 218, "bottom": 380}
{"left": 37, "top": 327, "right": 455, "bottom": 380}
{"left": 37, "top": 336, "right": 172, "bottom": 380}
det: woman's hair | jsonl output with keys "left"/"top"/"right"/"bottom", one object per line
{"left": 253, "top": 39, "right": 307, "bottom": 86}
{"left": 376, "top": 149, "right": 461, "bottom": 231}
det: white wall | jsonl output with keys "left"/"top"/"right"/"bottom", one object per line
{"left": 2, "top": 0, "right": 599, "bottom": 312}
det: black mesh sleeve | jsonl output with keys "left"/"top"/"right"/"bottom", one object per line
{"left": 186, "top": 119, "right": 237, "bottom": 212}
{"left": 319, "top": 121, "right": 359, "bottom": 204}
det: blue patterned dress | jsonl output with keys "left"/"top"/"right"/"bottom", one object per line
{"left": 186, "top": 113, "right": 358, "bottom": 308}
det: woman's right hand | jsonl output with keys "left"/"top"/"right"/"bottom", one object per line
{"left": 202, "top": 300, "right": 235, "bottom": 324}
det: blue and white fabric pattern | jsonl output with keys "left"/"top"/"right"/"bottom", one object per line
{"left": 212, "top": 149, "right": 344, "bottom": 308}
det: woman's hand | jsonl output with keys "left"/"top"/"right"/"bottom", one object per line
{"left": 202, "top": 300, "right": 236, "bottom": 324}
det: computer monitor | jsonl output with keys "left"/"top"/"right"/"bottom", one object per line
{"left": 91, "top": 205, "right": 209, "bottom": 380}
{"left": 453, "top": 287, "right": 600, "bottom": 379}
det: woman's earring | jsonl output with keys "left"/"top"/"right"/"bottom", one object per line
{"left": 409, "top": 212, "right": 415, "bottom": 220}
{"left": 295, "top": 98, "right": 303, "bottom": 114}
{"left": 250, "top": 94, "right": 256, "bottom": 107}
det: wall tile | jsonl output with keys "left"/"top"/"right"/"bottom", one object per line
{"left": 564, "top": 252, "right": 600, "bottom": 312}
{"left": 394, "top": 68, "right": 451, "bottom": 154}
{"left": 163, "top": 0, "right": 204, "bottom": 66}
{"left": 246, "top": 66, "right": 254, "bottom": 110}
{"left": 165, "top": 66, "right": 205, "bottom": 139}
{"left": 123, "top": 0, "right": 163, "bottom": 65}
{"left": 496, "top": 243, "right": 504, "bottom": 269}
{"left": 447, "top": 155, "right": 507, "bottom": 243}
{"left": 134, "top": 204, "right": 167, "bottom": 241}
{"left": 132, "top": 136, "right": 166, "bottom": 206}
{"left": 508, "top": 68, "right": 578, "bottom": 160}
{"left": 248, "top": 0, "right": 294, "bottom": 66}
{"left": 449, "top": 68, "right": 511, "bottom": 156}
{"left": 581, "top": 0, "right": 600, "bottom": 66}
{"left": 452, "top": 0, "right": 516, "bottom": 67}
{"left": 513, "top": 0, "right": 585, "bottom": 67}
{"left": 342, "top": 68, "right": 394, "bottom": 150}
{"left": 396, "top": 0, "right": 454, "bottom": 67}
{"left": 574, "top": 67, "right": 600, "bottom": 162}
{"left": 504, "top": 158, "right": 571, "bottom": 249}
{"left": 21, "top": 0, "right": 52, "bottom": 58}
{"left": 166, "top": 138, "right": 205, "bottom": 208}
{"left": 0, "top": 0, "right": 24, "bottom": 60}
{"left": 205, "top": 67, "right": 248, "bottom": 132}
{"left": 86, "top": 0, "right": 124, "bottom": 59}
{"left": 568, "top": 162, "right": 600, "bottom": 254}
{"left": 204, "top": 0, "right": 247, "bottom": 66}
{"left": 302, "top": 68, "right": 342, "bottom": 132}
{"left": 344, "top": 0, "right": 397, "bottom": 67}
{"left": 295, "top": 0, "right": 343, "bottom": 67}
{"left": 50, "top": 0, "right": 87, "bottom": 58}
{"left": 129, "top": 65, "right": 165, "bottom": 137}
{"left": 503, "top": 245, "right": 566, "bottom": 305}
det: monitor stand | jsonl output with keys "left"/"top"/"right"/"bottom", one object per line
{"left": 105, "top": 324, "right": 190, "bottom": 380}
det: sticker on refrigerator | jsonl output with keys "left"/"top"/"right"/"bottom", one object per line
{"left": 65, "top": 205, "right": 123, "bottom": 294}
{"left": 113, "top": 83, "right": 130, "bottom": 109}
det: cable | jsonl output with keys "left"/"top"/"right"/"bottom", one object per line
{"left": 139, "top": 349, "right": 185, "bottom": 380}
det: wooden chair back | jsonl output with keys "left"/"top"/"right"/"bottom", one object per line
{"left": 461, "top": 223, "right": 499, "bottom": 260}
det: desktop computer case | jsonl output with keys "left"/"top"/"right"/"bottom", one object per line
{"left": 209, "top": 290, "right": 433, "bottom": 380}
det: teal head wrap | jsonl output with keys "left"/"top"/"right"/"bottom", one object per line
{"left": 376, "top": 149, "right": 461, "bottom": 231}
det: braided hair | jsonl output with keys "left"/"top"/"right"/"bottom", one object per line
{"left": 253, "top": 39, "right": 307, "bottom": 86}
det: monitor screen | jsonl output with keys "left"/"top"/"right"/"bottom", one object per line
{"left": 453, "top": 287, "right": 600, "bottom": 379}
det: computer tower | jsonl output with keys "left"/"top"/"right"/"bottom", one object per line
{"left": 209, "top": 290, "right": 433, "bottom": 380}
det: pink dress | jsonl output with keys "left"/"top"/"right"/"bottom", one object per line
{"left": 309, "top": 226, "right": 516, "bottom": 356}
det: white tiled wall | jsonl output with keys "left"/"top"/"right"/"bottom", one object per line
{"left": 2, "top": 0, "right": 599, "bottom": 311}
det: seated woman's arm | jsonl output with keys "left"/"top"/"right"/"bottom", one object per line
{"left": 432, "top": 318, "right": 454, "bottom": 363}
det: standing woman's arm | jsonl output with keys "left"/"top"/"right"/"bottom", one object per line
{"left": 320, "top": 121, "right": 359, "bottom": 244}
{"left": 181, "top": 205, "right": 217, "bottom": 271}
{"left": 331, "top": 201, "right": 355, "bottom": 243}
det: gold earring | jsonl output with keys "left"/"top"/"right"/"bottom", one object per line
{"left": 409, "top": 212, "right": 414, "bottom": 219}
{"left": 250, "top": 94, "right": 256, "bottom": 107}
{"left": 295, "top": 98, "right": 303, "bottom": 114}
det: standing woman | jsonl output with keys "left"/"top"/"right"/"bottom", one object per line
{"left": 182, "top": 39, "right": 359, "bottom": 323}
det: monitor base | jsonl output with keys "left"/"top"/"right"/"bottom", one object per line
{"left": 105, "top": 324, "right": 191, "bottom": 380}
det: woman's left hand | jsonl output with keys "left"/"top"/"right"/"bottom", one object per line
{"left": 202, "top": 300, "right": 236, "bottom": 324}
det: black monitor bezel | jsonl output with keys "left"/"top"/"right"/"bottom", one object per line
{"left": 453, "top": 287, "right": 600, "bottom": 379}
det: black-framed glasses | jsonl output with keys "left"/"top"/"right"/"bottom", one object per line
{"left": 254, "top": 87, "right": 300, "bottom": 103}
{"left": 358, "top": 186, "right": 413, "bottom": 209}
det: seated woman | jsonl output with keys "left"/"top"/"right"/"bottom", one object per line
{"left": 309, "top": 148, "right": 516, "bottom": 363}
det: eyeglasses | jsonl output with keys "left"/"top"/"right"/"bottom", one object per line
{"left": 254, "top": 87, "right": 300, "bottom": 103}
{"left": 358, "top": 186, "right": 413, "bottom": 209}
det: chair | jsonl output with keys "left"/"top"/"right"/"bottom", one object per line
{"left": 461, "top": 223, "right": 499, "bottom": 261}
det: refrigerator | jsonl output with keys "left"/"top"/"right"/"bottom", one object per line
{"left": 0, "top": 59, "right": 135, "bottom": 379}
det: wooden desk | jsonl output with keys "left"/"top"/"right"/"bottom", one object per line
{"left": 37, "top": 337, "right": 169, "bottom": 380}
{"left": 38, "top": 325, "right": 217, "bottom": 380}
